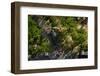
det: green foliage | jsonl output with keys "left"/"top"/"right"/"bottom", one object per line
{"left": 28, "top": 15, "right": 88, "bottom": 59}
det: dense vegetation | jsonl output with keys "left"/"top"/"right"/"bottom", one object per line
{"left": 28, "top": 15, "right": 88, "bottom": 60}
